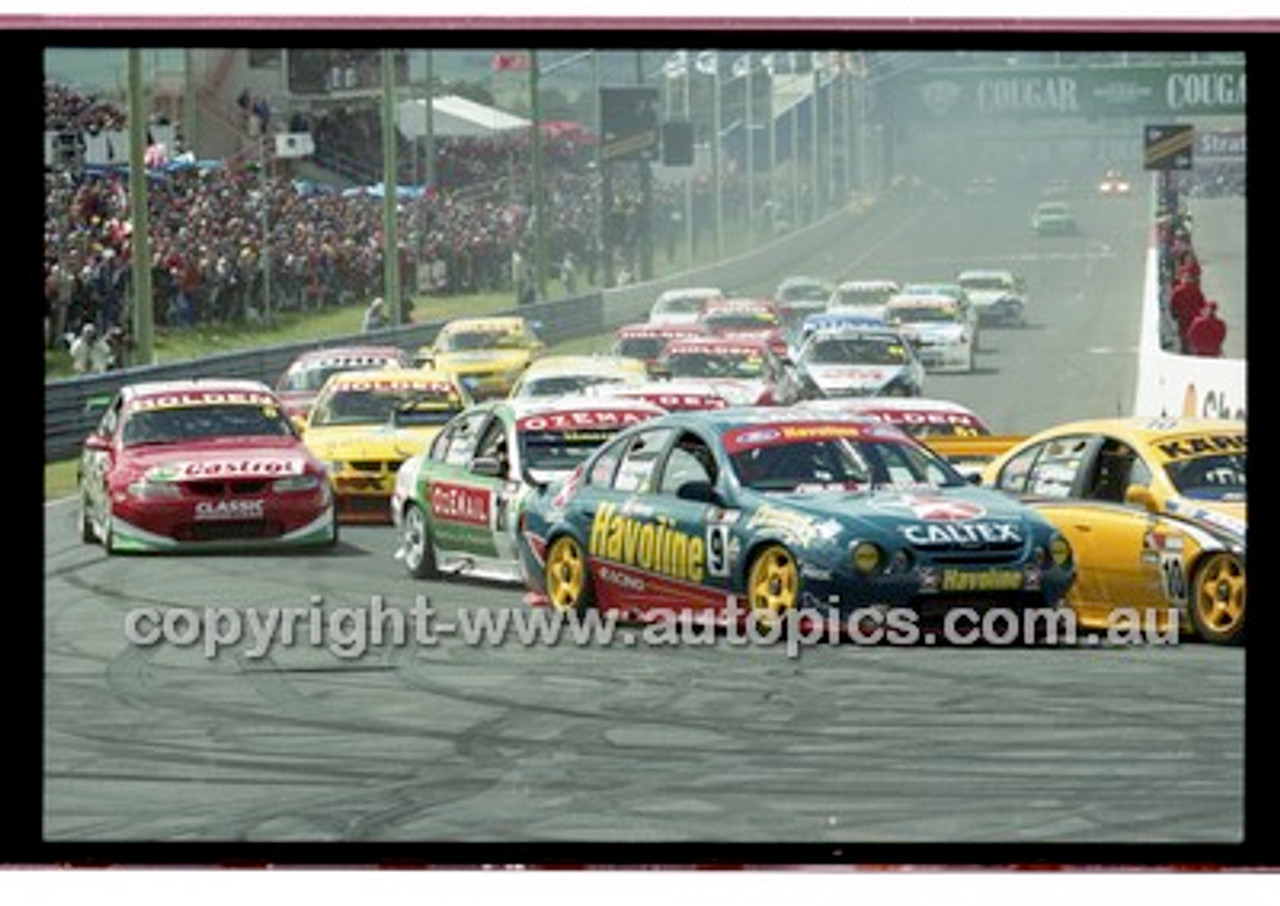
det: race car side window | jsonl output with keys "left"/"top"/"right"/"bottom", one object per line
{"left": 1025, "top": 435, "right": 1091, "bottom": 498}
{"left": 658, "top": 432, "right": 719, "bottom": 494}
{"left": 612, "top": 428, "right": 675, "bottom": 494}
{"left": 432, "top": 410, "right": 488, "bottom": 466}
{"left": 473, "top": 417, "right": 511, "bottom": 477}
{"left": 994, "top": 444, "right": 1042, "bottom": 494}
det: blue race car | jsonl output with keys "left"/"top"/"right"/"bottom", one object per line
{"left": 517, "top": 408, "right": 1075, "bottom": 629}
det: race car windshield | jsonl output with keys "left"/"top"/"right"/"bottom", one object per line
{"left": 439, "top": 330, "right": 527, "bottom": 351}
{"left": 1163, "top": 453, "right": 1247, "bottom": 500}
{"left": 310, "top": 389, "right": 457, "bottom": 426}
{"left": 803, "top": 337, "right": 908, "bottom": 365}
{"left": 520, "top": 430, "right": 617, "bottom": 474}
{"left": 890, "top": 307, "right": 958, "bottom": 323}
{"left": 702, "top": 313, "right": 777, "bottom": 331}
{"left": 730, "top": 438, "right": 962, "bottom": 493}
{"left": 834, "top": 289, "right": 894, "bottom": 307}
{"left": 656, "top": 296, "right": 708, "bottom": 314}
{"left": 521, "top": 375, "right": 622, "bottom": 397}
{"left": 959, "top": 277, "right": 1013, "bottom": 291}
{"left": 614, "top": 337, "right": 665, "bottom": 360}
{"left": 280, "top": 362, "right": 390, "bottom": 393}
{"left": 664, "top": 352, "right": 765, "bottom": 379}
{"left": 121, "top": 404, "right": 295, "bottom": 446}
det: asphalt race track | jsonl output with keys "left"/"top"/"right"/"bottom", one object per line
{"left": 43, "top": 182, "right": 1245, "bottom": 847}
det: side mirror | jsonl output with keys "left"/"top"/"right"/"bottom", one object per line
{"left": 84, "top": 433, "right": 112, "bottom": 453}
{"left": 649, "top": 363, "right": 672, "bottom": 380}
{"left": 291, "top": 413, "right": 309, "bottom": 433}
{"left": 675, "top": 480, "right": 723, "bottom": 506}
{"left": 1124, "top": 485, "right": 1160, "bottom": 513}
{"left": 469, "top": 456, "right": 506, "bottom": 478}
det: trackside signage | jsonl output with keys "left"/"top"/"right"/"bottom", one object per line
{"left": 887, "top": 62, "right": 1245, "bottom": 120}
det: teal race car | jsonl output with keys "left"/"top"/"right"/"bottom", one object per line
{"left": 392, "top": 395, "right": 666, "bottom": 582}
{"left": 517, "top": 408, "right": 1076, "bottom": 629}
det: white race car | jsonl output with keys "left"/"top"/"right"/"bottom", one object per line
{"left": 956, "top": 268, "right": 1028, "bottom": 327}
{"left": 826, "top": 279, "right": 900, "bottom": 322}
{"left": 884, "top": 294, "right": 975, "bottom": 373}
{"left": 792, "top": 325, "right": 925, "bottom": 398}
{"left": 647, "top": 286, "right": 725, "bottom": 326}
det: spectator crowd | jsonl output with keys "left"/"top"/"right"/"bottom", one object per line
{"left": 44, "top": 80, "right": 738, "bottom": 371}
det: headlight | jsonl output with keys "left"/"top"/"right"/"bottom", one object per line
{"left": 127, "top": 479, "right": 182, "bottom": 499}
{"left": 1048, "top": 534, "right": 1071, "bottom": 567}
{"left": 852, "top": 541, "right": 883, "bottom": 574}
{"left": 273, "top": 474, "right": 322, "bottom": 493}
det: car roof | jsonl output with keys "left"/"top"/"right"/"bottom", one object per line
{"left": 1022, "top": 416, "right": 1244, "bottom": 448}
{"left": 656, "top": 286, "right": 723, "bottom": 300}
{"left": 649, "top": 405, "right": 911, "bottom": 438}
{"left": 498, "top": 394, "right": 668, "bottom": 422}
{"left": 663, "top": 335, "right": 773, "bottom": 353}
{"left": 887, "top": 294, "right": 960, "bottom": 308}
{"left": 321, "top": 367, "right": 460, "bottom": 388}
{"left": 122, "top": 378, "right": 274, "bottom": 403}
{"left": 834, "top": 279, "right": 899, "bottom": 291}
{"left": 285, "top": 345, "right": 406, "bottom": 366}
{"left": 957, "top": 269, "right": 1013, "bottom": 280}
{"left": 703, "top": 297, "right": 778, "bottom": 310}
{"left": 520, "top": 354, "right": 647, "bottom": 376}
{"left": 615, "top": 322, "right": 705, "bottom": 337}
{"left": 439, "top": 316, "right": 528, "bottom": 332}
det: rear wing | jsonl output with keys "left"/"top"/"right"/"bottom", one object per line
{"left": 921, "top": 434, "right": 1027, "bottom": 478}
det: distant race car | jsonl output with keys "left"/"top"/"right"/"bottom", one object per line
{"left": 610, "top": 322, "right": 708, "bottom": 375}
{"left": 1097, "top": 169, "right": 1132, "bottom": 197}
{"left": 508, "top": 354, "right": 650, "bottom": 400}
{"left": 78, "top": 379, "right": 338, "bottom": 553}
{"left": 1030, "top": 201, "right": 1078, "bottom": 235}
{"left": 792, "top": 325, "right": 925, "bottom": 398}
{"left": 826, "top": 280, "right": 901, "bottom": 321}
{"left": 654, "top": 335, "right": 809, "bottom": 406}
{"left": 696, "top": 297, "right": 790, "bottom": 358}
{"left": 884, "top": 293, "right": 976, "bottom": 373}
{"left": 956, "top": 269, "right": 1028, "bottom": 327}
{"left": 773, "top": 275, "right": 832, "bottom": 332}
{"left": 517, "top": 408, "right": 1075, "bottom": 629}
{"left": 392, "top": 395, "right": 667, "bottom": 582}
{"left": 274, "top": 344, "right": 413, "bottom": 428}
{"left": 302, "top": 368, "right": 471, "bottom": 522}
{"left": 647, "top": 286, "right": 725, "bottom": 326}
{"left": 897, "top": 281, "right": 982, "bottom": 350}
{"left": 790, "top": 310, "right": 887, "bottom": 358}
{"left": 414, "top": 316, "right": 544, "bottom": 399}
{"left": 980, "top": 417, "right": 1246, "bottom": 644}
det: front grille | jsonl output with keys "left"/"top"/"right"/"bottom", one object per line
{"left": 185, "top": 479, "right": 271, "bottom": 496}
{"left": 349, "top": 460, "right": 387, "bottom": 472}
{"left": 338, "top": 496, "right": 392, "bottom": 515}
{"left": 926, "top": 548, "right": 1024, "bottom": 565}
{"left": 175, "top": 521, "right": 284, "bottom": 541}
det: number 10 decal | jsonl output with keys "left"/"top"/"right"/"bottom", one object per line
{"left": 706, "top": 524, "right": 731, "bottom": 577}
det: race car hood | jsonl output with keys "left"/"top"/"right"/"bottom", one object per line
{"left": 1165, "top": 497, "right": 1247, "bottom": 542}
{"left": 966, "top": 289, "right": 1020, "bottom": 308}
{"left": 902, "top": 322, "right": 966, "bottom": 342}
{"left": 125, "top": 437, "right": 318, "bottom": 483}
{"left": 428, "top": 349, "right": 533, "bottom": 375}
{"left": 748, "top": 485, "right": 1044, "bottom": 552}
{"left": 802, "top": 363, "right": 907, "bottom": 395}
{"left": 303, "top": 424, "right": 443, "bottom": 461}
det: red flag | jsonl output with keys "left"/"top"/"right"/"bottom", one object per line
{"left": 491, "top": 52, "right": 530, "bottom": 72}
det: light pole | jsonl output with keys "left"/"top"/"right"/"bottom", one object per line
{"left": 126, "top": 49, "right": 153, "bottom": 365}
{"left": 380, "top": 49, "right": 401, "bottom": 324}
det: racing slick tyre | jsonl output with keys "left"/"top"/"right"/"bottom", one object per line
{"left": 545, "top": 533, "right": 595, "bottom": 615}
{"left": 1188, "top": 552, "right": 1246, "bottom": 645}
{"left": 400, "top": 502, "right": 438, "bottom": 579}
{"left": 79, "top": 494, "right": 97, "bottom": 544}
{"left": 746, "top": 543, "right": 800, "bottom": 635}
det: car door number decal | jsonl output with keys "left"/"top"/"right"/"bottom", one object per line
{"left": 1159, "top": 552, "right": 1188, "bottom": 603}
{"left": 706, "top": 524, "right": 731, "bottom": 577}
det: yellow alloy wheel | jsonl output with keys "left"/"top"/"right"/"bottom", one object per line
{"left": 1190, "top": 552, "right": 1246, "bottom": 644}
{"left": 747, "top": 544, "right": 800, "bottom": 628}
{"left": 546, "top": 535, "right": 593, "bottom": 613}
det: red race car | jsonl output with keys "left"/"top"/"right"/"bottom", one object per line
{"left": 274, "top": 344, "right": 413, "bottom": 427}
{"left": 78, "top": 379, "right": 339, "bottom": 553}
{"left": 653, "top": 336, "right": 807, "bottom": 406}
{"left": 610, "top": 322, "right": 707, "bottom": 375}
{"left": 696, "top": 297, "right": 790, "bottom": 359}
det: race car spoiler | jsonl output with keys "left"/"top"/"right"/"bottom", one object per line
{"left": 921, "top": 434, "right": 1027, "bottom": 468}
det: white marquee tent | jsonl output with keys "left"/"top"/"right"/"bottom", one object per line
{"left": 396, "top": 94, "right": 531, "bottom": 139}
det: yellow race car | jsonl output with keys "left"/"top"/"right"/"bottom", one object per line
{"left": 507, "top": 353, "right": 650, "bottom": 400}
{"left": 415, "top": 316, "right": 544, "bottom": 400}
{"left": 978, "top": 417, "right": 1246, "bottom": 644}
{"left": 302, "top": 368, "right": 471, "bottom": 523}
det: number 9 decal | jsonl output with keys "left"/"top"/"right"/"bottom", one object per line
{"left": 706, "top": 524, "right": 730, "bottom": 578}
